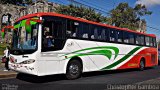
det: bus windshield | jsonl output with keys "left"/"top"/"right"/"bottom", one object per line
{"left": 11, "top": 19, "right": 39, "bottom": 55}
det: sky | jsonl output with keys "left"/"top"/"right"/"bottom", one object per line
{"left": 49, "top": 0, "right": 160, "bottom": 39}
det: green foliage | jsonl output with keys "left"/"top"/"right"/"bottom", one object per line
{"left": 0, "top": 43, "right": 7, "bottom": 55}
{"left": 110, "top": 3, "right": 152, "bottom": 30}
{"left": 55, "top": 3, "right": 151, "bottom": 31}
{"left": 55, "top": 4, "right": 108, "bottom": 22}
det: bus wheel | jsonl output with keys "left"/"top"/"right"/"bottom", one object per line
{"left": 139, "top": 60, "right": 145, "bottom": 71}
{"left": 66, "top": 60, "right": 82, "bottom": 80}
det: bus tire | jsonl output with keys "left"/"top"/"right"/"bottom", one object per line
{"left": 66, "top": 60, "right": 82, "bottom": 80}
{"left": 139, "top": 59, "right": 145, "bottom": 71}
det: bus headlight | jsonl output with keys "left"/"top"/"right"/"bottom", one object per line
{"left": 19, "top": 59, "right": 35, "bottom": 64}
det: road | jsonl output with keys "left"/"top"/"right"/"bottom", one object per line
{"left": 0, "top": 66, "right": 160, "bottom": 90}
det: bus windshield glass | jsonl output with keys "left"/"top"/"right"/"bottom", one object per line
{"left": 11, "top": 18, "right": 39, "bottom": 54}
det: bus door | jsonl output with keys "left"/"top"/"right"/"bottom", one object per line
{"left": 39, "top": 16, "right": 66, "bottom": 74}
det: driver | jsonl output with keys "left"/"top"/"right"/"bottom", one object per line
{"left": 43, "top": 27, "right": 54, "bottom": 47}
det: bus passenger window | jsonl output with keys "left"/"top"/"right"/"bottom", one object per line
{"left": 90, "top": 25, "right": 99, "bottom": 40}
{"left": 136, "top": 35, "right": 144, "bottom": 45}
{"left": 129, "top": 34, "right": 135, "bottom": 44}
{"left": 153, "top": 38, "right": 156, "bottom": 47}
{"left": 72, "top": 23, "right": 78, "bottom": 37}
{"left": 140, "top": 36, "right": 145, "bottom": 45}
{"left": 101, "top": 29, "right": 106, "bottom": 41}
{"left": 117, "top": 31, "right": 123, "bottom": 42}
{"left": 149, "top": 37, "right": 153, "bottom": 46}
{"left": 124, "top": 32, "right": 129, "bottom": 43}
{"left": 110, "top": 29, "right": 116, "bottom": 42}
{"left": 94, "top": 28, "right": 98, "bottom": 39}
{"left": 145, "top": 37, "right": 150, "bottom": 46}
{"left": 66, "top": 20, "right": 79, "bottom": 38}
{"left": 136, "top": 35, "right": 140, "bottom": 44}
{"left": 80, "top": 23, "right": 89, "bottom": 39}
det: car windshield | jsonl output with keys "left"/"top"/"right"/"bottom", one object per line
{"left": 12, "top": 18, "right": 39, "bottom": 50}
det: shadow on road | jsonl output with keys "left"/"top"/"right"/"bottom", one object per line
{"left": 82, "top": 67, "right": 154, "bottom": 77}
{"left": 16, "top": 73, "right": 66, "bottom": 83}
{"left": 16, "top": 67, "right": 156, "bottom": 83}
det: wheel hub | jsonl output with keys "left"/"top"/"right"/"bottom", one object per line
{"left": 69, "top": 64, "right": 79, "bottom": 75}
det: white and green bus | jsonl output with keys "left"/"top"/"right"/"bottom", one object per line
{"left": 9, "top": 12, "right": 158, "bottom": 79}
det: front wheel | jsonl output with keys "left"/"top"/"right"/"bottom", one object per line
{"left": 66, "top": 60, "right": 82, "bottom": 80}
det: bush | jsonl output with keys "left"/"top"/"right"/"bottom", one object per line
{"left": 0, "top": 43, "right": 7, "bottom": 55}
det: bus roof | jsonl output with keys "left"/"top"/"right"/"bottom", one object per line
{"left": 16, "top": 12, "right": 156, "bottom": 38}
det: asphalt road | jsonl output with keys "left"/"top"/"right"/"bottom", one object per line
{"left": 0, "top": 66, "right": 160, "bottom": 90}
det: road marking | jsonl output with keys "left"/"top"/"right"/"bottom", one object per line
{"left": 135, "top": 78, "right": 160, "bottom": 84}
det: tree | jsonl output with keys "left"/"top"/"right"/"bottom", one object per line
{"left": 109, "top": 3, "right": 152, "bottom": 30}
{"left": 0, "top": 0, "right": 33, "bottom": 6}
{"left": 55, "top": 4, "right": 107, "bottom": 22}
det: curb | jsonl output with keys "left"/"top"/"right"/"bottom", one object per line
{"left": 0, "top": 73, "right": 17, "bottom": 79}
{"left": 0, "top": 62, "right": 17, "bottom": 79}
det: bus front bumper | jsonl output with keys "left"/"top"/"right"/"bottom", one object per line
{"left": 9, "top": 63, "right": 37, "bottom": 76}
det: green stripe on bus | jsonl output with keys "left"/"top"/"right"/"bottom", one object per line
{"left": 66, "top": 49, "right": 112, "bottom": 60}
{"left": 101, "top": 46, "right": 142, "bottom": 70}
{"left": 62, "top": 46, "right": 119, "bottom": 60}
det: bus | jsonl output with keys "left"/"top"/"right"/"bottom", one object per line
{"left": 9, "top": 12, "right": 158, "bottom": 79}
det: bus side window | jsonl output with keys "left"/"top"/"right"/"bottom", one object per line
{"left": 97, "top": 27, "right": 102, "bottom": 40}
{"left": 136, "top": 35, "right": 144, "bottom": 45}
{"left": 66, "top": 20, "right": 79, "bottom": 38}
{"left": 149, "top": 37, "right": 154, "bottom": 46}
{"left": 145, "top": 36, "right": 150, "bottom": 46}
{"left": 94, "top": 28, "right": 98, "bottom": 40}
{"left": 153, "top": 38, "right": 156, "bottom": 47}
{"left": 110, "top": 29, "right": 116, "bottom": 42}
{"left": 90, "top": 25, "right": 94, "bottom": 39}
{"left": 117, "top": 30, "right": 123, "bottom": 43}
{"left": 90, "top": 25, "right": 96, "bottom": 40}
{"left": 129, "top": 33, "right": 135, "bottom": 44}
{"left": 90, "top": 26, "right": 108, "bottom": 41}
{"left": 140, "top": 36, "right": 145, "bottom": 45}
{"left": 66, "top": 20, "right": 72, "bottom": 37}
{"left": 101, "top": 29, "right": 106, "bottom": 41}
{"left": 123, "top": 32, "right": 129, "bottom": 43}
{"left": 136, "top": 35, "right": 140, "bottom": 45}
{"left": 81, "top": 23, "right": 89, "bottom": 39}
